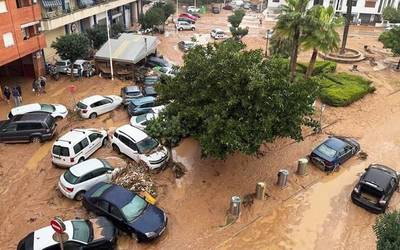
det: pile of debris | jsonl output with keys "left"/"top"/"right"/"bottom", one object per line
{"left": 112, "top": 161, "right": 157, "bottom": 197}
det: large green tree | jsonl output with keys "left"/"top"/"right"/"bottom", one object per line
{"left": 85, "top": 23, "right": 125, "bottom": 50}
{"left": 269, "top": 34, "right": 292, "bottom": 58}
{"left": 146, "top": 40, "right": 318, "bottom": 159}
{"left": 140, "top": 7, "right": 165, "bottom": 29}
{"left": 51, "top": 33, "right": 90, "bottom": 62}
{"left": 382, "top": 6, "right": 400, "bottom": 23}
{"left": 275, "top": 0, "right": 310, "bottom": 81}
{"left": 228, "top": 9, "right": 249, "bottom": 40}
{"left": 373, "top": 210, "right": 400, "bottom": 250}
{"left": 379, "top": 27, "right": 400, "bottom": 69}
{"left": 303, "top": 6, "right": 342, "bottom": 78}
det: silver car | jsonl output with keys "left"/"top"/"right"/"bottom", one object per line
{"left": 55, "top": 59, "right": 71, "bottom": 74}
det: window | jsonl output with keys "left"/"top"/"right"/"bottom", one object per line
{"left": 110, "top": 205, "right": 123, "bottom": 219}
{"left": 118, "top": 135, "right": 131, "bottom": 147}
{"left": 97, "top": 199, "right": 109, "bottom": 211}
{"left": 71, "top": 221, "right": 90, "bottom": 243}
{"left": 78, "top": 173, "right": 93, "bottom": 183}
{"left": 16, "top": 0, "right": 31, "bottom": 8}
{"left": 272, "top": 0, "right": 279, "bottom": 2}
{"left": 73, "top": 138, "right": 88, "bottom": 154}
{"left": 81, "top": 138, "right": 89, "bottom": 148}
{"left": 53, "top": 146, "right": 70, "bottom": 156}
{"left": 89, "top": 133, "right": 101, "bottom": 142}
{"left": 365, "top": 0, "right": 376, "bottom": 7}
{"left": 91, "top": 168, "right": 107, "bottom": 178}
{"left": 5, "top": 123, "right": 17, "bottom": 131}
{"left": 351, "top": 0, "right": 357, "bottom": 6}
{"left": 0, "top": 1, "right": 7, "bottom": 13}
{"left": 21, "top": 25, "right": 37, "bottom": 40}
{"left": 3, "top": 32, "right": 14, "bottom": 48}
{"left": 90, "top": 101, "right": 102, "bottom": 108}
{"left": 17, "top": 123, "right": 39, "bottom": 130}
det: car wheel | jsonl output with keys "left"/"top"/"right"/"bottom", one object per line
{"left": 178, "top": 28, "right": 183, "bottom": 31}
{"left": 75, "top": 191, "right": 85, "bottom": 201}
{"left": 191, "top": 27, "right": 195, "bottom": 31}
{"left": 31, "top": 136, "right": 41, "bottom": 143}
{"left": 89, "top": 113, "right": 97, "bottom": 119}
{"left": 102, "top": 137, "right": 108, "bottom": 147}
{"left": 78, "top": 157, "right": 85, "bottom": 163}
{"left": 112, "top": 144, "right": 121, "bottom": 154}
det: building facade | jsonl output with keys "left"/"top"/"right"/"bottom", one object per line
{"left": 40, "top": 0, "right": 143, "bottom": 61}
{"left": 0, "top": 0, "right": 46, "bottom": 78}
{"left": 266, "top": 0, "right": 400, "bottom": 23}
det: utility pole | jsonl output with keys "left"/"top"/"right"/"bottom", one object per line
{"left": 106, "top": 14, "right": 114, "bottom": 81}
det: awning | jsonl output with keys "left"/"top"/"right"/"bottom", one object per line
{"left": 21, "top": 21, "right": 39, "bottom": 29}
{"left": 41, "top": 0, "right": 62, "bottom": 9}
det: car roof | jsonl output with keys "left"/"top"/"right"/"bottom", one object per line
{"left": 363, "top": 165, "right": 396, "bottom": 191}
{"left": 33, "top": 221, "right": 74, "bottom": 249}
{"left": 11, "top": 103, "right": 41, "bottom": 115}
{"left": 12, "top": 112, "right": 51, "bottom": 122}
{"left": 80, "top": 95, "right": 105, "bottom": 105}
{"left": 124, "top": 86, "right": 141, "bottom": 92}
{"left": 116, "top": 124, "right": 148, "bottom": 142}
{"left": 74, "top": 59, "right": 86, "bottom": 65}
{"left": 130, "top": 96, "right": 155, "bottom": 105}
{"left": 100, "top": 184, "right": 135, "bottom": 208}
{"left": 69, "top": 158, "right": 105, "bottom": 177}
{"left": 213, "top": 28, "right": 224, "bottom": 32}
{"left": 55, "top": 128, "right": 96, "bottom": 146}
{"left": 323, "top": 137, "right": 348, "bottom": 151}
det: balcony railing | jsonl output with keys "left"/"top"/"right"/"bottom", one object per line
{"left": 41, "top": 0, "right": 109, "bottom": 19}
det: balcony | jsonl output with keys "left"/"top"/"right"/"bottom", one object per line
{"left": 40, "top": 0, "right": 134, "bottom": 31}
{"left": 18, "top": 33, "right": 46, "bottom": 58}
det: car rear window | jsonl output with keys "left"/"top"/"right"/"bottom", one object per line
{"left": 77, "top": 102, "right": 87, "bottom": 109}
{"left": 317, "top": 144, "right": 337, "bottom": 158}
{"left": 53, "top": 145, "right": 70, "bottom": 156}
{"left": 360, "top": 184, "right": 383, "bottom": 202}
{"left": 91, "top": 183, "right": 112, "bottom": 197}
{"left": 64, "top": 169, "right": 79, "bottom": 184}
{"left": 40, "top": 104, "right": 55, "bottom": 113}
{"left": 72, "top": 220, "right": 92, "bottom": 243}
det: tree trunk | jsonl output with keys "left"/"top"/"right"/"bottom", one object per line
{"left": 397, "top": 59, "right": 400, "bottom": 70}
{"left": 306, "top": 48, "right": 318, "bottom": 79}
{"left": 289, "top": 27, "right": 300, "bottom": 81}
{"left": 340, "top": 0, "right": 353, "bottom": 54}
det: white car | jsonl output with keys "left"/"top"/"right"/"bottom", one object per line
{"left": 58, "top": 158, "right": 115, "bottom": 200}
{"left": 52, "top": 128, "right": 108, "bottom": 167}
{"left": 210, "top": 28, "right": 226, "bottom": 39}
{"left": 76, "top": 95, "right": 122, "bottom": 119}
{"left": 8, "top": 103, "right": 68, "bottom": 120}
{"left": 176, "top": 21, "right": 195, "bottom": 31}
{"left": 110, "top": 125, "right": 169, "bottom": 170}
{"left": 130, "top": 105, "right": 165, "bottom": 130}
{"left": 66, "top": 59, "right": 95, "bottom": 77}
{"left": 187, "top": 6, "right": 200, "bottom": 13}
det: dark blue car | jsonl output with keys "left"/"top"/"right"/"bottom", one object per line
{"left": 83, "top": 182, "right": 167, "bottom": 242}
{"left": 309, "top": 136, "right": 360, "bottom": 171}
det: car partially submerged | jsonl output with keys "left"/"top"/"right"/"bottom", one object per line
{"left": 351, "top": 164, "right": 400, "bottom": 213}
{"left": 309, "top": 136, "right": 360, "bottom": 172}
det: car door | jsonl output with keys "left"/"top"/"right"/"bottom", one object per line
{"left": 88, "top": 168, "right": 111, "bottom": 187}
{"left": 102, "top": 98, "right": 114, "bottom": 113}
{"left": 117, "top": 134, "right": 136, "bottom": 159}
{"left": 338, "top": 146, "right": 353, "bottom": 164}
{"left": 0, "top": 123, "right": 18, "bottom": 142}
{"left": 90, "top": 101, "right": 102, "bottom": 115}
{"left": 88, "top": 132, "right": 103, "bottom": 155}
{"left": 95, "top": 198, "right": 110, "bottom": 216}
{"left": 16, "top": 123, "right": 36, "bottom": 142}
{"left": 109, "top": 204, "right": 130, "bottom": 232}
{"left": 80, "top": 137, "right": 91, "bottom": 158}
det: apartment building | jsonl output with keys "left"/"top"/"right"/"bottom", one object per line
{"left": 266, "top": 0, "right": 400, "bottom": 23}
{"left": 0, "top": 0, "right": 46, "bottom": 78}
{"left": 40, "top": 0, "right": 142, "bottom": 60}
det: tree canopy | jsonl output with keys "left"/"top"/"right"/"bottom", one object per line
{"left": 146, "top": 40, "right": 318, "bottom": 159}
{"left": 374, "top": 210, "right": 400, "bottom": 250}
{"left": 379, "top": 27, "right": 400, "bottom": 69}
{"left": 139, "top": 2, "right": 174, "bottom": 30}
{"left": 228, "top": 10, "right": 248, "bottom": 40}
{"left": 382, "top": 6, "right": 400, "bottom": 23}
{"left": 51, "top": 33, "right": 90, "bottom": 62}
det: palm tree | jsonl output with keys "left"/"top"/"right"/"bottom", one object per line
{"left": 303, "top": 6, "right": 343, "bottom": 78}
{"left": 275, "top": 0, "right": 310, "bottom": 81}
{"left": 340, "top": 0, "right": 353, "bottom": 54}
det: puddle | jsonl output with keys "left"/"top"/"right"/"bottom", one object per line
{"left": 172, "top": 138, "right": 201, "bottom": 171}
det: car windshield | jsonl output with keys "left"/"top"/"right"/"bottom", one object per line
{"left": 72, "top": 220, "right": 92, "bottom": 243}
{"left": 317, "top": 144, "right": 337, "bottom": 158}
{"left": 136, "top": 114, "right": 148, "bottom": 123}
{"left": 53, "top": 145, "right": 70, "bottom": 156}
{"left": 121, "top": 195, "right": 147, "bottom": 221}
{"left": 64, "top": 169, "right": 79, "bottom": 184}
{"left": 40, "top": 104, "right": 55, "bottom": 112}
{"left": 136, "top": 136, "right": 159, "bottom": 154}
{"left": 76, "top": 102, "right": 87, "bottom": 109}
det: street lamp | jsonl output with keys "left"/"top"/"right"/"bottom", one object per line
{"left": 265, "top": 29, "right": 272, "bottom": 57}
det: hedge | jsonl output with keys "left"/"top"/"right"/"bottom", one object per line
{"left": 316, "top": 72, "right": 375, "bottom": 107}
{"left": 297, "top": 61, "right": 337, "bottom": 76}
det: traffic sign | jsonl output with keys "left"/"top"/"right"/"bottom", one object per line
{"left": 67, "top": 85, "right": 77, "bottom": 94}
{"left": 50, "top": 218, "right": 66, "bottom": 234}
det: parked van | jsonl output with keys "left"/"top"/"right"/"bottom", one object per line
{"left": 52, "top": 128, "right": 108, "bottom": 167}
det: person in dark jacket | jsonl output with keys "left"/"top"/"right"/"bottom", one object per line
{"left": 12, "top": 87, "right": 21, "bottom": 107}
{"left": 3, "top": 86, "right": 11, "bottom": 104}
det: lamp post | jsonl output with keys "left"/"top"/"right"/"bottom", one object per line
{"left": 106, "top": 15, "right": 114, "bottom": 81}
{"left": 265, "top": 29, "right": 272, "bottom": 57}
{"left": 144, "top": 37, "right": 148, "bottom": 63}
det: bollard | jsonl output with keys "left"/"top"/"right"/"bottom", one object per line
{"left": 277, "top": 169, "right": 289, "bottom": 187}
{"left": 297, "top": 158, "right": 309, "bottom": 176}
{"left": 255, "top": 182, "right": 266, "bottom": 200}
{"left": 229, "top": 196, "right": 241, "bottom": 216}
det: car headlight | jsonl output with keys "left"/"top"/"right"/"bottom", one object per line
{"left": 145, "top": 232, "right": 157, "bottom": 238}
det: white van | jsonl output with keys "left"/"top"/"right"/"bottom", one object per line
{"left": 52, "top": 128, "right": 108, "bottom": 167}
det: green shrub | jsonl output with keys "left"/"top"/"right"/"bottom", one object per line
{"left": 316, "top": 72, "right": 375, "bottom": 106}
{"left": 297, "top": 61, "right": 337, "bottom": 76}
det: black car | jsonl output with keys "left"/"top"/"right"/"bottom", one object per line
{"left": 309, "top": 136, "right": 360, "bottom": 172}
{"left": 83, "top": 182, "right": 167, "bottom": 242}
{"left": 146, "top": 57, "right": 172, "bottom": 68}
{"left": 121, "top": 85, "right": 144, "bottom": 106}
{"left": 0, "top": 112, "right": 56, "bottom": 143}
{"left": 17, "top": 217, "right": 117, "bottom": 250}
{"left": 351, "top": 164, "right": 399, "bottom": 213}
{"left": 142, "top": 86, "right": 158, "bottom": 97}
{"left": 212, "top": 6, "right": 220, "bottom": 14}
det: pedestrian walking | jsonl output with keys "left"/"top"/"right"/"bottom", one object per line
{"left": 3, "top": 86, "right": 11, "bottom": 104}
{"left": 16, "top": 84, "right": 22, "bottom": 103}
{"left": 12, "top": 87, "right": 21, "bottom": 107}
{"left": 39, "top": 76, "right": 46, "bottom": 94}
{"left": 32, "top": 79, "right": 40, "bottom": 96}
